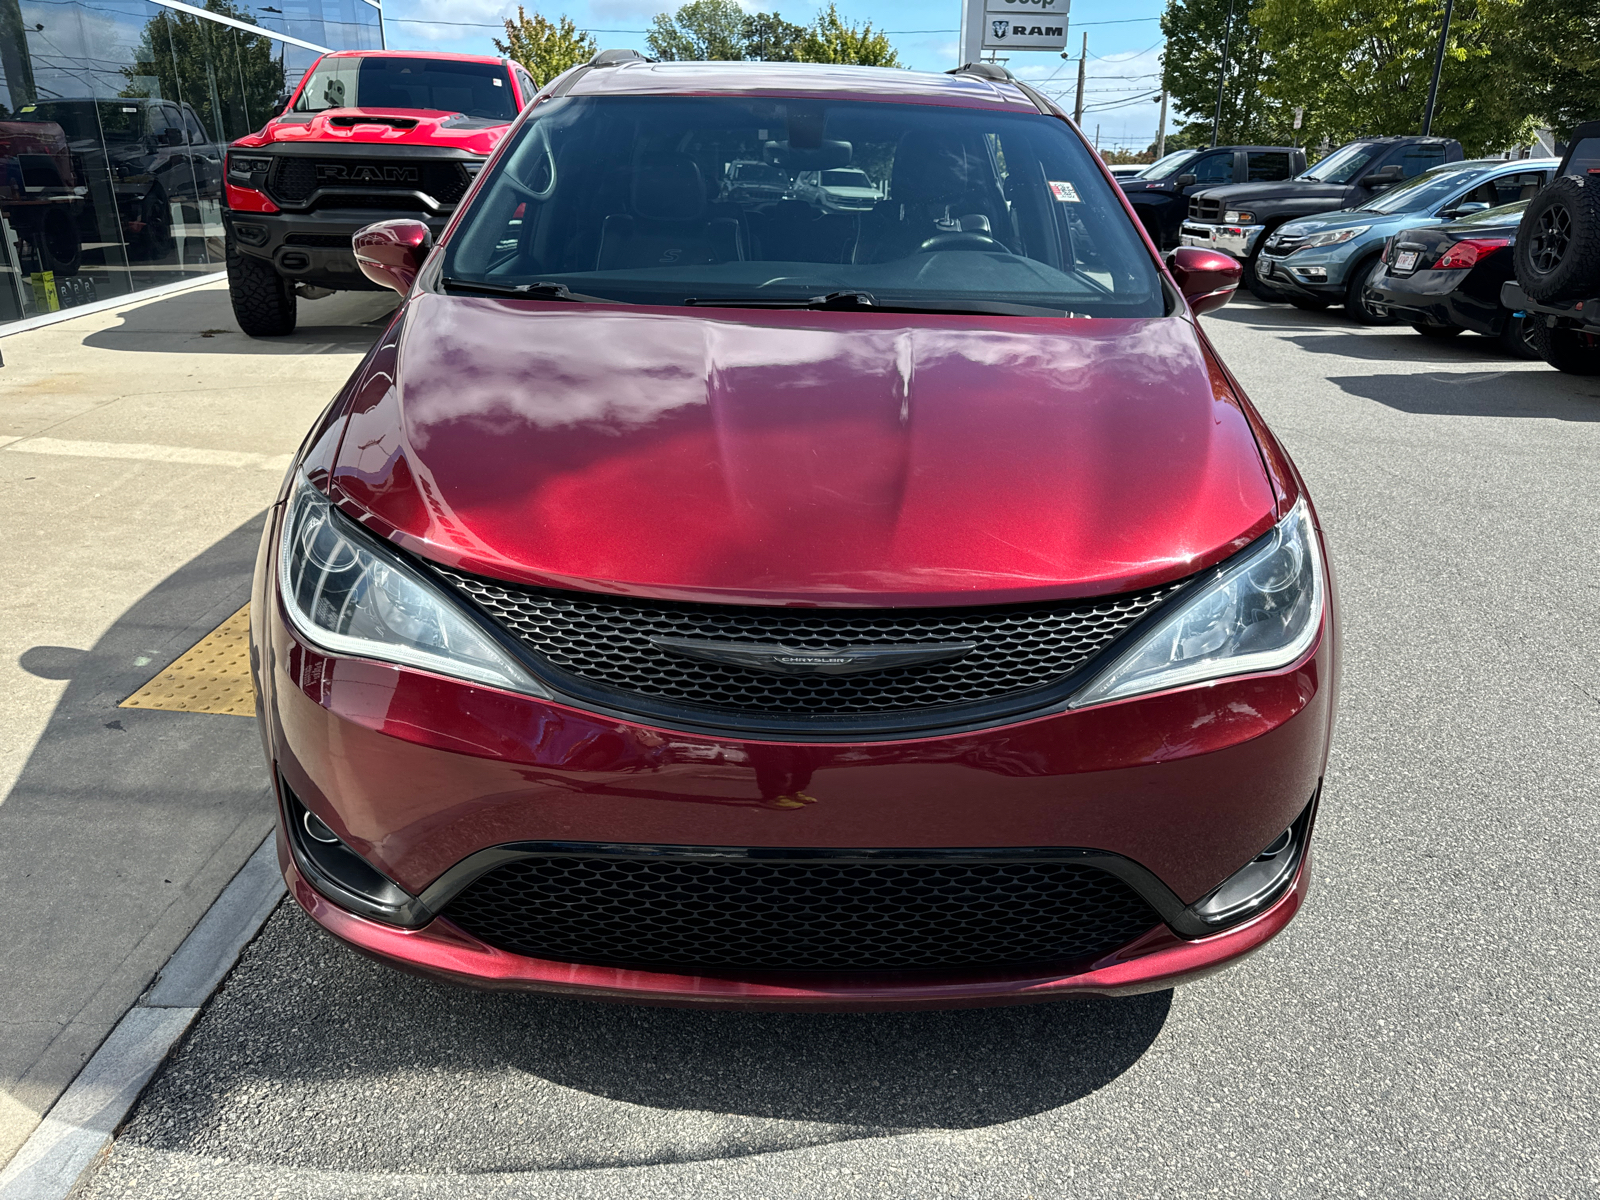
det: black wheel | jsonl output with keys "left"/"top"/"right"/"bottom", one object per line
{"left": 1343, "top": 254, "right": 1397, "bottom": 324}
{"left": 1528, "top": 319, "right": 1600, "bottom": 375}
{"left": 1514, "top": 175, "right": 1600, "bottom": 303}
{"left": 1243, "top": 253, "right": 1287, "bottom": 301}
{"left": 227, "top": 241, "right": 296, "bottom": 337}
{"left": 1495, "top": 311, "right": 1542, "bottom": 360}
{"left": 1289, "top": 296, "right": 1332, "bottom": 312}
{"left": 130, "top": 189, "right": 174, "bottom": 261}
{"left": 37, "top": 206, "right": 82, "bottom": 276}
{"left": 1412, "top": 322, "right": 1464, "bottom": 339}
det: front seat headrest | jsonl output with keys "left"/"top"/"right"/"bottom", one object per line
{"left": 632, "top": 153, "right": 707, "bottom": 222}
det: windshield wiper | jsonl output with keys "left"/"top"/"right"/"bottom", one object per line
{"left": 439, "top": 277, "right": 618, "bottom": 303}
{"left": 684, "top": 291, "right": 1069, "bottom": 318}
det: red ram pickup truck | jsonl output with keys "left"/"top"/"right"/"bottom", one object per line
{"left": 224, "top": 51, "right": 538, "bottom": 336}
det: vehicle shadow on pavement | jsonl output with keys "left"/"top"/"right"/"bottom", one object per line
{"left": 79, "top": 289, "right": 397, "bottom": 356}
{"left": 108, "top": 903, "right": 1172, "bottom": 1174}
{"left": 0, "top": 516, "right": 275, "bottom": 1152}
{"left": 1328, "top": 370, "right": 1600, "bottom": 420}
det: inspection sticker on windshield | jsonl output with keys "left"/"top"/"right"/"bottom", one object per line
{"left": 1395, "top": 250, "right": 1419, "bottom": 271}
{"left": 1048, "top": 180, "right": 1080, "bottom": 203}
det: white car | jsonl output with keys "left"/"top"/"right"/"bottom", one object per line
{"left": 1105, "top": 163, "right": 1148, "bottom": 180}
{"left": 794, "top": 168, "right": 884, "bottom": 212}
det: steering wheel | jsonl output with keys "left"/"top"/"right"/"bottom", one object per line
{"left": 915, "top": 231, "right": 1002, "bottom": 253}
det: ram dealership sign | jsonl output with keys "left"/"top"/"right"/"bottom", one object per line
{"left": 962, "top": 0, "right": 1071, "bottom": 56}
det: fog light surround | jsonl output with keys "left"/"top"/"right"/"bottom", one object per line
{"left": 1190, "top": 810, "right": 1308, "bottom": 927}
{"left": 280, "top": 779, "right": 425, "bottom": 925}
{"left": 1295, "top": 265, "right": 1328, "bottom": 281}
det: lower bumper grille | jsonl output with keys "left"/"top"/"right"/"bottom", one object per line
{"left": 442, "top": 850, "right": 1162, "bottom": 972}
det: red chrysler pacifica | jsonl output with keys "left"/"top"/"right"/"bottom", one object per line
{"left": 251, "top": 54, "right": 1339, "bottom": 1009}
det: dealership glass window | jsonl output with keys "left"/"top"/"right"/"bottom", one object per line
{"left": 0, "top": 0, "right": 370, "bottom": 326}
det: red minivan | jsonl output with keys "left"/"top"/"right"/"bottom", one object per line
{"left": 251, "top": 53, "right": 1339, "bottom": 1009}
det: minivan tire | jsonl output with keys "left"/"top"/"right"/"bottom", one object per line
{"left": 227, "top": 242, "right": 296, "bottom": 337}
{"left": 1528, "top": 319, "right": 1600, "bottom": 375}
{"left": 1515, "top": 175, "right": 1600, "bottom": 304}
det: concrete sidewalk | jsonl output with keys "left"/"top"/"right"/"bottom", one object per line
{"left": 0, "top": 282, "right": 396, "bottom": 1166}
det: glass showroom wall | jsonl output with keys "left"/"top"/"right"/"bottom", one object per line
{"left": 0, "top": 0, "right": 381, "bottom": 325}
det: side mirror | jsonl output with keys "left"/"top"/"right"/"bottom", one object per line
{"left": 1360, "top": 165, "right": 1404, "bottom": 189}
{"left": 1442, "top": 201, "right": 1490, "bottom": 218}
{"left": 353, "top": 219, "right": 432, "bottom": 294}
{"left": 1167, "top": 246, "right": 1243, "bottom": 315}
{"left": 1177, "top": 173, "right": 1198, "bottom": 187}
{"left": 162, "top": 127, "right": 185, "bottom": 147}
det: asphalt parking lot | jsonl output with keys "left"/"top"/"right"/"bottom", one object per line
{"left": 31, "top": 294, "right": 1600, "bottom": 1197}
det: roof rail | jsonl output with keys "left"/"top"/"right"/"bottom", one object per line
{"left": 590, "top": 48, "right": 654, "bottom": 68}
{"left": 947, "top": 62, "right": 1015, "bottom": 82}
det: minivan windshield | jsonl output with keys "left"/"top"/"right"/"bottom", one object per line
{"left": 293, "top": 56, "right": 516, "bottom": 120}
{"left": 443, "top": 95, "right": 1164, "bottom": 317}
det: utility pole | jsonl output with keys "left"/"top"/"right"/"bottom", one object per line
{"left": 1073, "top": 32, "right": 1087, "bottom": 126}
{"left": 1211, "top": 0, "right": 1236, "bottom": 148}
{"left": 1156, "top": 90, "right": 1168, "bottom": 159}
{"left": 1421, "top": 0, "right": 1455, "bottom": 136}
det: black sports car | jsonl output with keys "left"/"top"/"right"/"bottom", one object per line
{"left": 1366, "top": 201, "right": 1540, "bottom": 357}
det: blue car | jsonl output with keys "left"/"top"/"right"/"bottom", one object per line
{"left": 1254, "top": 157, "right": 1557, "bottom": 322}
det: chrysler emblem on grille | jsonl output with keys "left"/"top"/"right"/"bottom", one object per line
{"left": 650, "top": 637, "right": 977, "bottom": 676}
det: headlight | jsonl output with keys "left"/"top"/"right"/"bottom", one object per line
{"left": 1300, "top": 225, "right": 1369, "bottom": 249}
{"left": 228, "top": 154, "right": 271, "bottom": 177}
{"left": 1224, "top": 210, "right": 1255, "bottom": 223}
{"left": 278, "top": 475, "right": 545, "bottom": 695}
{"left": 1069, "top": 500, "right": 1324, "bottom": 708}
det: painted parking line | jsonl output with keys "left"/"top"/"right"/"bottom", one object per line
{"left": 122, "top": 605, "right": 255, "bottom": 717}
{"left": 0, "top": 437, "right": 292, "bottom": 473}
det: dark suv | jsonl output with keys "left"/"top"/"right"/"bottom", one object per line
{"left": 1121, "top": 145, "right": 1305, "bottom": 249}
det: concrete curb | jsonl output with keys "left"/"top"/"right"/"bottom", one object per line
{"left": 0, "top": 273, "right": 226, "bottom": 341}
{"left": 0, "top": 835, "right": 284, "bottom": 1200}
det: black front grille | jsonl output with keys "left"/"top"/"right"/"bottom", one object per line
{"left": 267, "top": 157, "right": 470, "bottom": 208}
{"left": 1189, "top": 196, "right": 1223, "bottom": 222}
{"left": 443, "top": 851, "right": 1161, "bottom": 972}
{"left": 437, "top": 568, "right": 1180, "bottom": 722}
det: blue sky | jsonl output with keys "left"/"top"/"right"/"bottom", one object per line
{"left": 378, "top": 0, "right": 1173, "bottom": 154}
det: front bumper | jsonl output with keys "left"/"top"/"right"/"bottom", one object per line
{"left": 1180, "top": 222, "right": 1265, "bottom": 258}
{"left": 1254, "top": 252, "right": 1349, "bottom": 300}
{"left": 224, "top": 208, "right": 453, "bottom": 292}
{"left": 253, "top": 506, "right": 1337, "bottom": 1008}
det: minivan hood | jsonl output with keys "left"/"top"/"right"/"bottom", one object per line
{"left": 328, "top": 298, "right": 1277, "bottom": 606}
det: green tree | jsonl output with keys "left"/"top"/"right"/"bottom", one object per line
{"left": 742, "top": 12, "right": 810, "bottom": 61}
{"left": 493, "top": 8, "right": 597, "bottom": 87}
{"left": 122, "top": 0, "right": 285, "bottom": 141}
{"left": 797, "top": 4, "right": 901, "bottom": 66}
{"left": 1252, "top": 0, "right": 1536, "bottom": 155}
{"left": 1492, "top": 0, "right": 1600, "bottom": 140}
{"left": 647, "top": 1, "right": 901, "bottom": 66}
{"left": 647, "top": 0, "right": 748, "bottom": 61}
{"left": 1161, "top": 0, "right": 1295, "bottom": 147}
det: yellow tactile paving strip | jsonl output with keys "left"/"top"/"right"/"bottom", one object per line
{"left": 122, "top": 604, "right": 256, "bottom": 716}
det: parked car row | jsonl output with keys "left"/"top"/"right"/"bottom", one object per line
{"left": 1146, "top": 123, "right": 1597, "bottom": 375}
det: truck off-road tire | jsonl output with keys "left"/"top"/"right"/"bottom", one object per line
{"left": 1343, "top": 254, "right": 1397, "bottom": 325}
{"left": 38, "top": 207, "right": 82, "bottom": 276}
{"left": 1514, "top": 175, "right": 1600, "bottom": 304}
{"left": 1412, "top": 323, "right": 1463, "bottom": 339}
{"left": 1528, "top": 319, "right": 1600, "bottom": 375}
{"left": 227, "top": 242, "right": 296, "bottom": 338}
{"left": 1495, "top": 312, "right": 1541, "bottom": 360}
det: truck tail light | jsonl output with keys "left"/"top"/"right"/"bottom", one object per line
{"left": 1434, "top": 237, "right": 1511, "bottom": 270}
